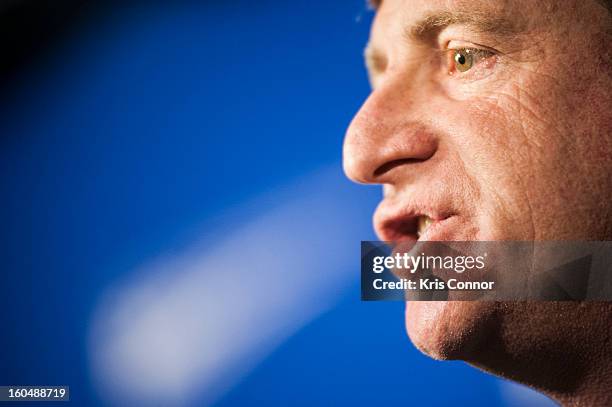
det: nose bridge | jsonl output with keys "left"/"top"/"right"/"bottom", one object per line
{"left": 343, "top": 70, "right": 437, "bottom": 185}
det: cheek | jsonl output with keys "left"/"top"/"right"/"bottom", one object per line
{"left": 461, "top": 84, "right": 600, "bottom": 240}
{"left": 483, "top": 79, "right": 607, "bottom": 239}
{"left": 431, "top": 69, "right": 607, "bottom": 241}
{"left": 434, "top": 95, "right": 539, "bottom": 239}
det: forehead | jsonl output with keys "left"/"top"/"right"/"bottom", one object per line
{"left": 369, "top": 0, "right": 542, "bottom": 44}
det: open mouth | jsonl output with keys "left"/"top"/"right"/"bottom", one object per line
{"left": 373, "top": 193, "right": 458, "bottom": 243}
{"left": 376, "top": 212, "right": 454, "bottom": 243}
{"left": 417, "top": 215, "right": 434, "bottom": 238}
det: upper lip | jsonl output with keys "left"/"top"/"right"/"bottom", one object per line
{"left": 373, "top": 193, "right": 455, "bottom": 242}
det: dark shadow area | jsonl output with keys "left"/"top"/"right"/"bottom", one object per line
{"left": 0, "top": 0, "right": 91, "bottom": 89}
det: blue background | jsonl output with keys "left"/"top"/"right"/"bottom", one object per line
{"left": 0, "top": 1, "right": 553, "bottom": 405}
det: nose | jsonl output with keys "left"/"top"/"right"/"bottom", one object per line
{"left": 342, "top": 77, "right": 438, "bottom": 187}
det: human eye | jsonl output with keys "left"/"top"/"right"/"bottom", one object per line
{"left": 447, "top": 47, "right": 497, "bottom": 78}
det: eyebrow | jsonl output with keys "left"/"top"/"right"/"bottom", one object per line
{"left": 407, "top": 9, "right": 524, "bottom": 42}
{"left": 364, "top": 6, "right": 526, "bottom": 79}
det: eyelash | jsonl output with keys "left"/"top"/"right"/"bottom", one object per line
{"left": 446, "top": 47, "right": 497, "bottom": 78}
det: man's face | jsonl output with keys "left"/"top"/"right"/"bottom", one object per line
{"left": 343, "top": 0, "right": 611, "bottom": 359}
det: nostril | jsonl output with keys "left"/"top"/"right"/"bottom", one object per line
{"left": 373, "top": 157, "right": 427, "bottom": 177}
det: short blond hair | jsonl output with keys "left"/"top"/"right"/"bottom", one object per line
{"left": 368, "top": 0, "right": 381, "bottom": 10}
{"left": 368, "top": 0, "right": 611, "bottom": 14}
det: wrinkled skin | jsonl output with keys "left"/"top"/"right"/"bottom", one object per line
{"left": 343, "top": 0, "right": 612, "bottom": 405}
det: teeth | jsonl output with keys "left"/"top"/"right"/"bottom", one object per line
{"left": 417, "top": 216, "right": 433, "bottom": 237}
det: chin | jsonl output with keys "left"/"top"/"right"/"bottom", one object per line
{"left": 405, "top": 301, "right": 500, "bottom": 361}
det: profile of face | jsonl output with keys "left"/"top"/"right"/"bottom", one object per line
{"left": 343, "top": 0, "right": 612, "bottom": 403}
